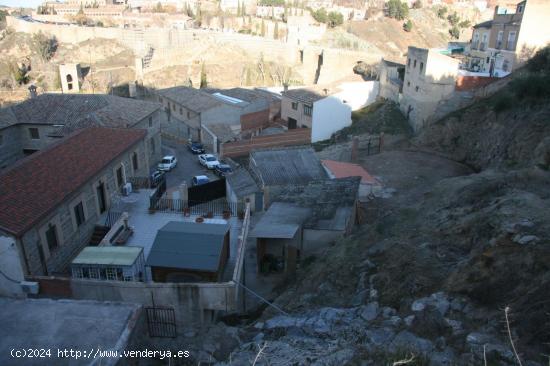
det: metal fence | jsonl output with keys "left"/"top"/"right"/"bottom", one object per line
{"left": 128, "top": 176, "right": 151, "bottom": 190}
{"left": 149, "top": 198, "right": 244, "bottom": 217}
{"left": 104, "top": 211, "right": 123, "bottom": 228}
{"left": 187, "top": 178, "right": 226, "bottom": 204}
{"left": 145, "top": 306, "right": 177, "bottom": 338}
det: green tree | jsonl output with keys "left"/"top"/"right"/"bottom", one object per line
{"left": 437, "top": 6, "right": 447, "bottom": 19}
{"left": 311, "top": 8, "right": 327, "bottom": 23}
{"left": 387, "top": 0, "right": 408, "bottom": 21}
{"left": 403, "top": 19, "right": 413, "bottom": 32}
{"left": 200, "top": 63, "right": 207, "bottom": 88}
{"left": 261, "top": 19, "right": 266, "bottom": 36}
{"left": 237, "top": 1, "right": 241, "bottom": 16}
{"left": 283, "top": 3, "right": 288, "bottom": 22}
{"left": 327, "top": 11, "right": 343, "bottom": 27}
{"left": 242, "top": 1, "right": 246, "bottom": 16}
{"left": 449, "top": 25, "right": 460, "bottom": 39}
{"left": 273, "top": 21, "right": 279, "bottom": 39}
{"left": 447, "top": 12, "right": 460, "bottom": 26}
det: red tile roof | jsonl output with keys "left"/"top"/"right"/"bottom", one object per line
{"left": 0, "top": 127, "right": 147, "bottom": 237}
{"left": 321, "top": 160, "right": 379, "bottom": 185}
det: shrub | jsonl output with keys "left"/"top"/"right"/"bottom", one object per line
{"left": 327, "top": 11, "right": 343, "bottom": 27}
{"left": 493, "top": 92, "right": 514, "bottom": 113}
{"left": 447, "top": 11, "right": 460, "bottom": 26}
{"left": 510, "top": 73, "right": 550, "bottom": 100}
{"left": 33, "top": 32, "right": 58, "bottom": 61}
{"left": 311, "top": 8, "right": 327, "bottom": 23}
{"left": 436, "top": 6, "right": 447, "bottom": 19}
{"left": 449, "top": 25, "right": 460, "bottom": 39}
{"left": 526, "top": 46, "right": 550, "bottom": 73}
{"left": 403, "top": 19, "right": 413, "bottom": 32}
{"left": 459, "top": 19, "right": 471, "bottom": 28}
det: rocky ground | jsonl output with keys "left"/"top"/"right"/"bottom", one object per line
{"left": 175, "top": 97, "right": 550, "bottom": 365}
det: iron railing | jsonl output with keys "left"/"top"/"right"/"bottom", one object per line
{"left": 104, "top": 211, "right": 123, "bottom": 228}
{"left": 149, "top": 198, "right": 244, "bottom": 217}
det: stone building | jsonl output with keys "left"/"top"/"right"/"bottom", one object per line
{"left": 467, "top": 20, "right": 493, "bottom": 72}
{"left": 0, "top": 127, "right": 149, "bottom": 277}
{"left": 379, "top": 59, "right": 405, "bottom": 103}
{"left": 0, "top": 93, "right": 162, "bottom": 171}
{"left": 400, "top": 46, "right": 460, "bottom": 132}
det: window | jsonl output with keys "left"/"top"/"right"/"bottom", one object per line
{"left": 480, "top": 33, "right": 488, "bottom": 51}
{"left": 106, "top": 268, "right": 117, "bottom": 281}
{"left": 45, "top": 224, "right": 58, "bottom": 251}
{"left": 419, "top": 62, "right": 424, "bottom": 74}
{"left": 150, "top": 138, "right": 156, "bottom": 153}
{"left": 116, "top": 166, "right": 124, "bottom": 187}
{"left": 73, "top": 202, "right": 86, "bottom": 227}
{"left": 486, "top": 57, "right": 490, "bottom": 63}
{"left": 507, "top": 31, "right": 517, "bottom": 51}
{"left": 0, "top": 134, "right": 2, "bottom": 145}
{"left": 148, "top": 116, "right": 153, "bottom": 127}
{"left": 158, "top": 96, "right": 163, "bottom": 103}
{"left": 29, "top": 127, "right": 40, "bottom": 139}
{"left": 407, "top": 58, "right": 411, "bottom": 67}
{"left": 179, "top": 107, "right": 183, "bottom": 115}
{"left": 407, "top": 81, "right": 410, "bottom": 87}
{"left": 187, "top": 111, "right": 191, "bottom": 119}
{"left": 66, "top": 74, "right": 73, "bottom": 90}
{"left": 496, "top": 31, "right": 504, "bottom": 49}
{"left": 132, "top": 152, "right": 138, "bottom": 171}
{"left": 303, "top": 104, "right": 312, "bottom": 116}
{"left": 413, "top": 59, "right": 417, "bottom": 68}
{"left": 172, "top": 103, "right": 175, "bottom": 111}
{"left": 517, "top": 4, "right": 524, "bottom": 13}
{"left": 415, "top": 86, "right": 419, "bottom": 92}
{"left": 291, "top": 102, "right": 298, "bottom": 110}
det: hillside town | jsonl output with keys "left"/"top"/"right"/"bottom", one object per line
{"left": 0, "top": 0, "right": 549, "bottom": 365}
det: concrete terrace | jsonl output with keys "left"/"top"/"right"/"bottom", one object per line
{"left": 108, "top": 190, "right": 242, "bottom": 282}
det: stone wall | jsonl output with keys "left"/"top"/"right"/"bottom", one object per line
{"left": 18, "top": 139, "right": 149, "bottom": 276}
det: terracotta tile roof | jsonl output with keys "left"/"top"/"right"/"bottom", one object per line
{"left": 321, "top": 160, "right": 379, "bottom": 185}
{"left": 0, "top": 127, "right": 147, "bottom": 237}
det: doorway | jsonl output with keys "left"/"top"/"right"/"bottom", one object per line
{"left": 288, "top": 118, "right": 297, "bottom": 129}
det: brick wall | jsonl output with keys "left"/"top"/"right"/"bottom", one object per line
{"left": 220, "top": 128, "right": 311, "bottom": 158}
{"left": 455, "top": 75, "right": 500, "bottom": 91}
{"left": 240, "top": 109, "right": 270, "bottom": 131}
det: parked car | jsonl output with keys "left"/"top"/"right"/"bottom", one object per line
{"left": 187, "top": 141, "right": 205, "bottom": 154}
{"left": 158, "top": 155, "right": 177, "bottom": 171}
{"left": 192, "top": 175, "right": 210, "bottom": 186}
{"left": 198, "top": 154, "right": 220, "bottom": 169}
{"left": 214, "top": 164, "right": 233, "bottom": 177}
{"left": 150, "top": 170, "right": 165, "bottom": 187}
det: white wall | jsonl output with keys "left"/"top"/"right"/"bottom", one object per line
{"left": 311, "top": 96, "right": 352, "bottom": 142}
{"left": 333, "top": 81, "right": 379, "bottom": 111}
{"left": 0, "top": 235, "right": 25, "bottom": 297}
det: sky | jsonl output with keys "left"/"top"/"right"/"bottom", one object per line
{"left": 0, "top": 0, "right": 43, "bottom": 8}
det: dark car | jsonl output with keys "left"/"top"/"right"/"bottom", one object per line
{"left": 214, "top": 164, "right": 233, "bottom": 177}
{"left": 187, "top": 141, "right": 205, "bottom": 154}
{"left": 150, "top": 170, "right": 165, "bottom": 187}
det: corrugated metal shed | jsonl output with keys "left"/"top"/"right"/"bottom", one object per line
{"left": 250, "top": 147, "right": 327, "bottom": 186}
{"left": 249, "top": 202, "right": 311, "bottom": 239}
{"left": 146, "top": 221, "right": 230, "bottom": 272}
{"left": 72, "top": 246, "right": 143, "bottom": 267}
{"left": 226, "top": 168, "right": 260, "bottom": 198}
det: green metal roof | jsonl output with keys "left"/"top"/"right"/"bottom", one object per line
{"left": 72, "top": 246, "right": 143, "bottom": 267}
{"left": 146, "top": 221, "right": 230, "bottom": 272}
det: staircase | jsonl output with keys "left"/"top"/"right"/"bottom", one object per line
{"left": 142, "top": 46, "right": 155, "bottom": 69}
{"left": 89, "top": 225, "right": 110, "bottom": 246}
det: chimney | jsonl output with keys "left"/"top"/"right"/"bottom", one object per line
{"left": 28, "top": 85, "right": 37, "bottom": 99}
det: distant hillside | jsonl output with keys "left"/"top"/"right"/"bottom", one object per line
{"left": 347, "top": 6, "right": 484, "bottom": 58}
